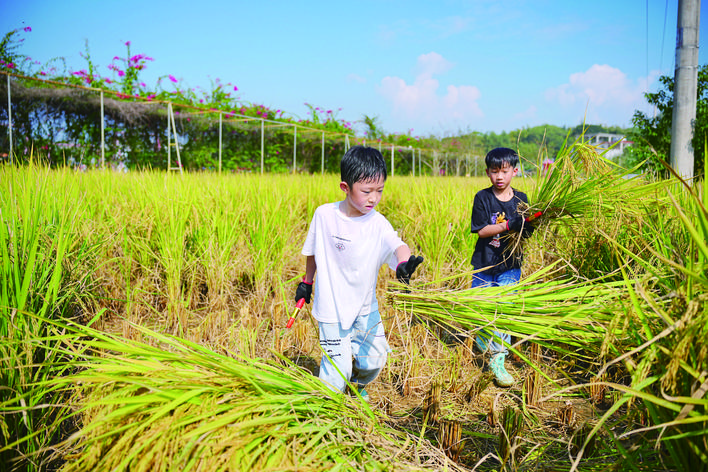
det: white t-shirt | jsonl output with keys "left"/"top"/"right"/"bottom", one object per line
{"left": 302, "top": 201, "right": 404, "bottom": 330}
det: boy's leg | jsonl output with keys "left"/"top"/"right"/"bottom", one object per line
{"left": 471, "top": 272, "right": 495, "bottom": 353}
{"left": 488, "top": 268, "right": 521, "bottom": 387}
{"left": 350, "top": 310, "right": 390, "bottom": 390}
{"left": 492, "top": 268, "right": 521, "bottom": 353}
{"left": 317, "top": 322, "right": 352, "bottom": 393}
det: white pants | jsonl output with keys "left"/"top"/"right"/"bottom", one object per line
{"left": 317, "top": 310, "right": 390, "bottom": 392}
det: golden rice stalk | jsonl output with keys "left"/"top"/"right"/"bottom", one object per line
{"left": 524, "top": 371, "right": 542, "bottom": 407}
{"left": 391, "top": 269, "right": 632, "bottom": 367}
{"left": 556, "top": 401, "right": 578, "bottom": 431}
{"left": 465, "top": 373, "right": 493, "bottom": 403}
{"left": 423, "top": 383, "right": 442, "bottom": 424}
{"left": 498, "top": 406, "right": 524, "bottom": 465}
{"left": 438, "top": 419, "right": 463, "bottom": 463}
{"left": 505, "top": 135, "right": 668, "bottom": 254}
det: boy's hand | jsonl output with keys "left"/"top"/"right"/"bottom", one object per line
{"left": 396, "top": 255, "right": 424, "bottom": 284}
{"left": 506, "top": 216, "right": 524, "bottom": 232}
{"left": 295, "top": 280, "right": 312, "bottom": 303}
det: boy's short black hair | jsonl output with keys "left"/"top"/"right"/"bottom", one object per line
{"left": 485, "top": 147, "right": 519, "bottom": 169}
{"left": 340, "top": 146, "right": 387, "bottom": 187}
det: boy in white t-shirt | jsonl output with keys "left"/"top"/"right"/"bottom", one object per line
{"left": 295, "top": 145, "right": 423, "bottom": 398}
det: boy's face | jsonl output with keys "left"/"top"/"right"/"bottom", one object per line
{"left": 486, "top": 163, "right": 518, "bottom": 192}
{"left": 339, "top": 175, "right": 385, "bottom": 217}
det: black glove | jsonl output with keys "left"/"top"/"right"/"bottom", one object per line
{"left": 506, "top": 215, "right": 524, "bottom": 232}
{"left": 396, "top": 255, "right": 424, "bottom": 285}
{"left": 295, "top": 280, "right": 312, "bottom": 304}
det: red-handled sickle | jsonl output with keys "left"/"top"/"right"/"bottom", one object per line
{"left": 286, "top": 298, "right": 306, "bottom": 328}
{"left": 525, "top": 211, "right": 543, "bottom": 223}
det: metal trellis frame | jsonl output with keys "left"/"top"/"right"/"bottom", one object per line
{"left": 166, "top": 102, "right": 183, "bottom": 174}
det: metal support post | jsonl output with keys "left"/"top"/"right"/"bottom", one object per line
{"left": 391, "top": 144, "right": 395, "bottom": 177}
{"left": 100, "top": 90, "right": 105, "bottom": 169}
{"left": 7, "top": 74, "right": 12, "bottom": 164}
{"left": 167, "top": 103, "right": 171, "bottom": 170}
{"left": 292, "top": 125, "right": 297, "bottom": 173}
{"left": 218, "top": 112, "right": 222, "bottom": 173}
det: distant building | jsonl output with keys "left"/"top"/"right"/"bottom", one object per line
{"left": 583, "top": 133, "right": 633, "bottom": 160}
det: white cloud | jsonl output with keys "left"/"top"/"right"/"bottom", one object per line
{"left": 545, "top": 64, "right": 659, "bottom": 125}
{"left": 376, "top": 52, "right": 483, "bottom": 136}
{"left": 414, "top": 52, "right": 454, "bottom": 78}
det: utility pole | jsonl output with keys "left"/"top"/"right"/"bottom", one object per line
{"left": 670, "top": 0, "right": 700, "bottom": 180}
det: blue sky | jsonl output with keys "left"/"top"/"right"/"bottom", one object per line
{"left": 2, "top": 0, "right": 706, "bottom": 137}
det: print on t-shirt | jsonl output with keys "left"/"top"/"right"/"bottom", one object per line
{"left": 490, "top": 211, "right": 507, "bottom": 248}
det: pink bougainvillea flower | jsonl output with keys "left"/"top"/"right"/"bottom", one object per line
{"left": 169, "top": 74, "right": 177, "bottom": 83}
{"left": 23, "top": 26, "right": 31, "bottom": 32}
{"left": 118, "top": 70, "right": 125, "bottom": 77}
{"left": 125, "top": 41, "right": 131, "bottom": 46}
{"left": 234, "top": 86, "right": 238, "bottom": 91}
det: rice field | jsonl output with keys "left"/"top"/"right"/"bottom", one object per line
{"left": 1, "top": 142, "right": 706, "bottom": 471}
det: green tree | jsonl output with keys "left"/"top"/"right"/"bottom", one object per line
{"left": 361, "top": 114, "right": 384, "bottom": 141}
{"left": 626, "top": 64, "right": 707, "bottom": 177}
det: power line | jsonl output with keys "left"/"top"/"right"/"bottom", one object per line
{"left": 647, "top": 0, "right": 650, "bottom": 84}
{"left": 660, "top": 0, "right": 670, "bottom": 74}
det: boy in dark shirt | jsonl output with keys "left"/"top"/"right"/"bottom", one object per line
{"left": 470, "top": 147, "right": 534, "bottom": 387}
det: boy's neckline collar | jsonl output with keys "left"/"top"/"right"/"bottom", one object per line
{"left": 490, "top": 186, "right": 514, "bottom": 202}
{"left": 336, "top": 200, "right": 375, "bottom": 219}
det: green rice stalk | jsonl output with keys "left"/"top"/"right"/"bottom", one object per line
{"left": 0, "top": 163, "right": 97, "bottom": 471}
{"left": 4, "top": 315, "right": 465, "bottom": 472}
{"left": 391, "top": 269, "right": 631, "bottom": 369}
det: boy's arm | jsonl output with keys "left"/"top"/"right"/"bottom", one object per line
{"left": 471, "top": 192, "right": 506, "bottom": 238}
{"left": 295, "top": 255, "right": 316, "bottom": 303}
{"left": 304, "top": 255, "right": 316, "bottom": 283}
{"left": 394, "top": 244, "right": 423, "bottom": 285}
{"left": 477, "top": 222, "right": 508, "bottom": 239}
{"left": 395, "top": 245, "right": 412, "bottom": 265}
